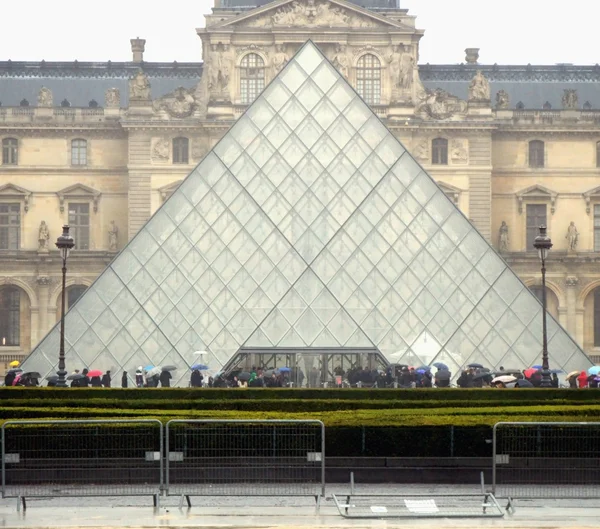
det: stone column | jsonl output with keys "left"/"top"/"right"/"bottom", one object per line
{"left": 30, "top": 307, "right": 40, "bottom": 348}
{"left": 36, "top": 276, "right": 50, "bottom": 337}
{"left": 565, "top": 276, "right": 579, "bottom": 338}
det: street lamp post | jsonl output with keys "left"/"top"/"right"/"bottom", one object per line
{"left": 55, "top": 225, "right": 75, "bottom": 388}
{"left": 533, "top": 225, "right": 553, "bottom": 388}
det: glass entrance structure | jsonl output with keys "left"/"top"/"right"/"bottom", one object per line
{"left": 22, "top": 42, "right": 593, "bottom": 386}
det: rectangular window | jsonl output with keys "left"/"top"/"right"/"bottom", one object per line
{"left": 595, "top": 205, "right": 600, "bottom": 251}
{"left": 0, "top": 203, "right": 20, "bottom": 250}
{"left": 526, "top": 204, "right": 547, "bottom": 251}
{"left": 71, "top": 139, "right": 87, "bottom": 166}
{"left": 68, "top": 203, "right": 90, "bottom": 250}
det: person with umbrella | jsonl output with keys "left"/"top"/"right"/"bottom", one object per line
{"left": 88, "top": 370, "right": 103, "bottom": 387}
{"left": 121, "top": 371, "right": 128, "bottom": 388}
{"left": 80, "top": 368, "right": 90, "bottom": 388}
{"left": 135, "top": 367, "right": 144, "bottom": 388}
{"left": 190, "top": 369, "right": 203, "bottom": 388}
{"left": 159, "top": 367, "right": 172, "bottom": 387}
{"left": 101, "top": 370, "right": 111, "bottom": 388}
{"left": 578, "top": 370, "right": 588, "bottom": 388}
{"left": 4, "top": 368, "right": 21, "bottom": 387}
{"left": 67, "top": 372, "right": 85, "bottom": 387}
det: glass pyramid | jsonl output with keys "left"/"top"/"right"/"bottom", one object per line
{"left": 22, "top": 41, "right": 593, "bottom": 386}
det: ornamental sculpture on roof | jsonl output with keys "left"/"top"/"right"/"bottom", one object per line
{"left": 468, "top": 70, "right": 490, "bottom": 101}
{"left": 562, "top": 89, "right": 578, "bottom": 110}
{"left": 153, "top": 86, "right": 197, "bottom": 118}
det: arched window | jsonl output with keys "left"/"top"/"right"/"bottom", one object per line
{"left": 596, "top": 141, "right": 600, "bottom": 168}
{"left": 67, "top": 285, "right": 87, "bottom": 310}
{"left": 356, "top": 54, "right": 381, "bottom": 105}
{"left": 2, "top": 138, "right": 18, "bottom": 165}
{"left": 529, "top": 140, "right": 544, "bottom": 168}
{"left": 432, "top": 138, "right": 448, "bottom": 165}
{"left": 595, "top": 288, "right": 600, "bottom": 347}
{"left": 173, "top": 137, "right": 189, "bottom": 164}
{"left": 240, "top": 53, "right": 265, "bottom": 104}
{"left": 0, "top": 287, "right": 20, "bottom": 346}
{"left": 71, "top": 139, "right": 87, "bottom": 166}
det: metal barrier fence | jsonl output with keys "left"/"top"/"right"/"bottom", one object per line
{"left": 165, "top": 420, "right": 325, "bottom": 505}
{"left": 1, "top": 419, "right": 163, "bottom": 507}
{"left": 492, "top": 422, "right": 600, "bottom": 504}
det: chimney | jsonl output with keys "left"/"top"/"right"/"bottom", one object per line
{"left": 131, "top": 38, "right": 146, "bottom": 63}
{"left": 465, "top": 48, "right": 480, "bottom": 64}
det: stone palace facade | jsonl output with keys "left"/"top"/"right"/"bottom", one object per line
{"left": 1, "top": 0, "right": 600, "bottom": 369}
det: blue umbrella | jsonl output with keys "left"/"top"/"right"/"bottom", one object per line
{"left": 433, "top": 362, "right": 448, "bottom": 370}
{"left": 532, "top": 365, "right": 543, "bottom": 369}
{"left": 278, "top": 367, "right": 291, "bottom": 372}
{"left": 192, "top": 364, "right": 209, "bottom": 370}
{"left": 144, "top": 365, "right": 154, "bottom": 371}
{"left": 549, "top": 369, "right": 563, "bottom": 374}
{"left": 416, "top": 369, "right": 428, "bottom": 374}
{"left": 587, "top": 366, "right": 600, "bottom": 375}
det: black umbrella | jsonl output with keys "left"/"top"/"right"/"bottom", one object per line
{"left": 493, "top": 369, "right": 522, "bottom": 376}
{"left": 472, "top": 372, "right": 493, "bottom": 381}
{"left": 515, "top": 379, "right": 535, "bottom": 388}
{"left": 161, "top": 365, "right": 177, "bottom": 372}
{"left": 467, "top": 363, "right": 484, "bottom": 369}
{"left": 22, "top": 372, "right": 41, "bottom": 379}
{"left": 238, "top": 372, "right": 251, "bottom": 381}
{"left": 7, "top": 368, "right": 23, "bottom": 374}
{"left": 67, "top": 373, "right": 85, "bottom": 381}
{"left": 435, "top": 370, "right": 451, "bottom": 380}
{"left": 45, "top": 375, "right": 59, "bottom": 381}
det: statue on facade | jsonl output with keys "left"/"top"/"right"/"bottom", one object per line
{"left": 566, "top": 221, "right": 579, "bottom": 252}
{"left": 271, "top": 45, "right": 289, "bottom": 75}
{"left": 129, "top": 70, "right": 151, "bottom": 100}
{"left": 37, "top": 87, "right": 53, "bottom": 107}
{"left": 108, "top": 221, "right": 119, "bottom": 252}
{"left": 105, "top": 88, "right": 121, "bottom": 108}
{"left": 38, "top": 221, "right": 50, "bottom": 251}
{"left": 468, "top": 70, "right": 490, "bottom": 101}
{"left": 154, "top": 87, "right": 197, "bottom": 118}
{"left": 389, "top": 44, "right": 415, "bottom": 90}
{"left": 495, "top": 89, "right": 510, "bottom": 109}
{"left": 208, "top": 46, "right": 232, "bottom": 99}
{"left": 498, "top": 221, "right": 509, "bottom": 252}
{"left": 562, "top": 89, "right": 578, "bottom": 110}
{"left": 331, "top": 44, "right": 350, "bottom": 78}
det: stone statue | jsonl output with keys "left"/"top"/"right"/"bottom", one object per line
{"left": 566, "top": 221, "right": 579, "bottom": 252}
{"left": 105, "top": 88, "right": 121, "bottom": 108}
{"left": 417, "top": 88, "right": 467, "bottom": 120}
{"left": 413, "top": 139, "right": 429, "bottom": 162}
{"left": 451, "top": 140, "right": 468, "bottom": 163}
{"left": 391, "top": 45, "right": 415, "bottom": 90}
{"left": 331, "top": 44, "right": 350, "bottom": 78}
{"left": 495, "top": 89, "right": 509, "bottom": 109}
{"left": 154, "top": 87, "right": 196, "bottom": 118}
{"left": 152, "top": 139, "right": 170, "bottom": 161}
{"left": 38, "top": 221, "right": 50, "bottom": 251}
{"left": 271, "top": 45, "right": 289, "bottom": 75}
{"left": 562, "top": 89, "right": 578, "bottom": 110}
{"left": 208, "top": 46, "right": 232, "bottom": 99}
{"left": 108, "top": 221, "right": 118, "bottom": 252}
{"left": 498, "top": 221, "right": 509, "bottom": 252}
{"left": 129, "top": 70, "right": 151, "bottom": 100}
{"left": 468, "top": 70, "right": 490, "bottom": 101}
{"left": 37, "top": 87, "right": 53, "bottom": 107}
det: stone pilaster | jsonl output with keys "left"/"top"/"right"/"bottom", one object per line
{"left": 565, "top": 276, "right": 579, "bottom": 339}
{"left": 36, "top": 276, "right": 50, "bottom": 338}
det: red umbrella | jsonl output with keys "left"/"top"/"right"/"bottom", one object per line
{"left": 12, "top": 374, "right": 22, "bottom": 386}
{"left": 523, "top": 368, "right": 538, "bottom": 379}
{"left": 87, "top": 369, "right": 102, "bottom": 378}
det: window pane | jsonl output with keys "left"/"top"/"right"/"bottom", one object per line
{"left": 71, "top": 139, "right": 87, "bottom": 166}
{"left": 526, "top": 204, "right": 547, "bottom": 251}
{"left": 432, "top": 138, "right": 448, "bottom": 165}
{"left": 68, "top": 203, "right": 90, "bottom": 250}
{"left": 2, "top": 138, "right": 18, "bottom": 165}
{"left": 0, "top": 287, "right": 20, "bottom": 346}
{"left": 356, "top": 54, "right": 381, "bottom": 105}
{"left": 529, "top": 140, "right": 544, "bottom": 168}
{"left": 0, "top": 203, "right": 20, "bottom": 250}
{"left": 173, "top": 137, "right": 189, "bottom": 164}
{"left": 240, "top": 53, "right": 265, "bottom": 104}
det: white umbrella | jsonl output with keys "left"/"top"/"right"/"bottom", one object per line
{"left": 492, "top": 375, "right": 517, "bottom": 384}
{"left": 146, "top": 367, "right": 161, "bottom": 378}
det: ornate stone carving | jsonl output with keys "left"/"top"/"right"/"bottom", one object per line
{"left": 247, "top": 0, "right": 378, "bottom": 28}
{"left": 468, "top": 70, "right": 490, "bottom": 101}
{"left": 38, "top": 221, "right": 50, "bottom": 252}
{"left": 495, "top": 89, "right": 510, "bottom": 109}
{"left": 331, "top": 44, "right": 350, "bottom": 78}
{"left": 413, "top": 139, "right": 429, "bottom": 162}
{"left": 105, "top": 88, "right": 121, "bottom": 108}
{"left": 37, "top": 87, "right": 53, "bottom": 107}
{"left": 566, "top": 221, "right": 579, "bottom": 252}
{"left": 416, "top": 89, "right": 467, "bottom": 120}
{"left": 36, "top": 276, "right": 51, "bottom": 286}
{"left": 129, "top": 70, "right": 151, "bottom": 100}
{"left": 208, "top": 44, "right": 232, "bottom": 101}
{"left": 388, "top": 44, "right": 414, "bottom": 91}
{"left": 152, "top": 139, "right": 170, "bottom": 162}
{"left": 271, "top": 44, "right": 289, "bottom": 76}
{"left": 498, "top": 221, "right": 509, "bottom": 252}
{"left": 451, "top": 139, "right": 468, "bottom": 163}
{"left": 108, "top": 221, "right": 118, "bottom": 252}
{"left": 192, "top": 138, "right": 209, "bottom": 161}
{"left": 153, "top": 87, "right": 197, "bottom": 118}
{"left": 565, "top": 276, "right": 579, "bottom": 287}
{"left": 562, "top": 89, "right": 578, "bottom": 110}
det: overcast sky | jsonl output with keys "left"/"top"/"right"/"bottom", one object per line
{"left": 1, "top": 0, "right": 596, "bottom": 65}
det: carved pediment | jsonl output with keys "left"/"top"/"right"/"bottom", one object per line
{"left": 516, "top": 184, "right": 557, "bottom": 214}
{"left": 437, "top": 181, "right": 463, "bottom": 204}
{"left": 153, "top": 86, "right": 199, "bottom": 118}
{"left": 56, "top": 184, "right": 101, "bottom": 213}
{"left": 583, "top": 185, "right": 600, "bottom": 214}
{"left": 416, "top": 89, "right": 467, "bottom": 121}
{"left": 158, "top": 180, "right": 183, "bottom": 202}
{"left": 217, "top": 0, "right": 409, "bottom": 29}
{"left": 0, "top": 183, "right": 32, "bottom": 212}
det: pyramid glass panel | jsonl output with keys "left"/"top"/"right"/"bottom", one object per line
{"left": 22, "top": 41, "right": 593, "bottom": 384}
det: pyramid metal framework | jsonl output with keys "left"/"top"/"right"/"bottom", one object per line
{"left": 23, "top": 42, "right": 592, "bottom": 386}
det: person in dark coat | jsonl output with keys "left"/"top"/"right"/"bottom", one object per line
{"left": 135, "top": 368, "right": 144, "bottom": 388}
{"left": 101, "top": 371, "right": 111, "bottom": 388}
{"left": 551, "top": 373, "right": 559, "bottom": 388}
{"left": 159, "top": 370, "right": 172, "bottom": 388}
{"left": 4, "top": 371, "right": 16, "bottom": 387}
{"left": 90, "top": 376, "right": 102, "bottom": 387}
{"left": 568, "top": 376, "right": 578, "bottom": 389}
{"left": 121, "top": 371, "right": 128, "bottom": 388}
{"left": 190, "top": 369, "right": 203, "bottom": 388}
{"left": 80, "top": 368, "right": 90, "bottom": 388}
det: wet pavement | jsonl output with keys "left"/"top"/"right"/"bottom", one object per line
{"left": 1, "top": 484, "right": 598, "bottom": 528}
